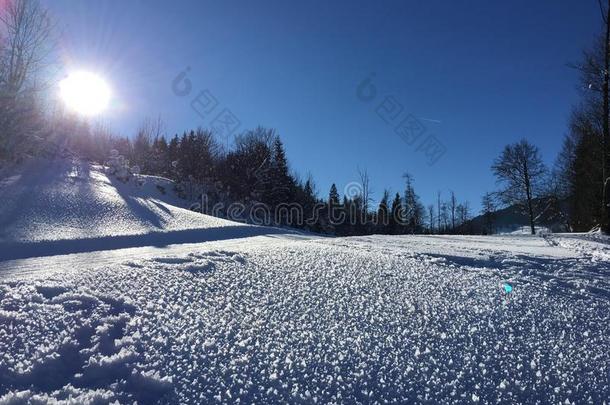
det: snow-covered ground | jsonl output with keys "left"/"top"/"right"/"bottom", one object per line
{"left": 0, "top": 159, "right": 608, "bottom": 404}
{"left": 0, "top": 159, "right": 291, "bottom": 261}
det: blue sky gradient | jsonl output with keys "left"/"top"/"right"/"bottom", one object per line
{"left": 47, "top": 0, "right": 601, "bottom": 211}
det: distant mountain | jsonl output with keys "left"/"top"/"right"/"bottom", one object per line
{"left": 465, "top": 197, "right": 570, "bottom": 234}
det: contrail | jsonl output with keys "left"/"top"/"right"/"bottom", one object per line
{"left": 419, "top": 117, "right": 442, "bottom": 124}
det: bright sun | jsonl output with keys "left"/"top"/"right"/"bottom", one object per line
{"left": 59, "top": 71, "right": 111, "bottom": 116}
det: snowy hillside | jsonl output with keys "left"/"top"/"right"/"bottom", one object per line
{"left": 0, "top": 159, "right": 609, "bottom": 404}
{"left": 466, "top": 198, "right": 568, "bottom": 234}
{"left": 0, "top": 158, "right": 289, "bottom": 261}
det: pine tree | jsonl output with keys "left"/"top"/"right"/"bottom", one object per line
{"left": 340, "top": 196, "right": 352, "bottom": 235}
{"left": 568, "top": 12, "right": 610, "bottom": 232}
{"left": 329, "top": 183, "right": 340, "bottom": 206}
{"left": 377, "top": 189, "right": 390, "bottom": 232}
{"left": 389, "top": 192, "right": 403, "bottom": 235}
{"left": 481, "top": 192, "right": 496, "bottom": 235}
{"left": 303, "top": 178, "right": 315, "bottom": 203}
{"left": 351, "top": 194, "right": 365, "bottom": 235}
{"left": 403, "top": 174, "right": 423, "bottom": 234}
{"left": 151, "top": 136, "right": 169, "bottom": 176}
{"left": 301, "top": 177, "right": 317, "bottom": 229}
{"left": 176, "top": 131, "right": 191, "bottom": 179}
{"left": 555, "top": 110, "right": 603, "bottom": 231}
{"left": 168, "top": 135, "right": 180, "bottom": 179}
{"left": 269, "top": 137, "right": 294, "bottom": 208}
{"left": 132, "top": 128, "right": 152, "bottom": 173}
{"left": 327, "top": 184, "right": 342, "bottom": 234}
{"left": 599, "top": 0, "right": 610, "bottom": 233}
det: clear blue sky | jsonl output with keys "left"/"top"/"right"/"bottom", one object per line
{"left": 47, "top": 0, "right": 601, "bottom": 212}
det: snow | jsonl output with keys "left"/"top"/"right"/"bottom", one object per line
{"left": 1, "top": 233, "right": 608, "bottom": 403}
{"left": 0, "top": 158, "right": 294, "bottom": 261}
{"left": 0, "top": 158, "right": 609, "bottom": 403}
{"left": 505, "top": 226, "right": 552, "bottom": 235}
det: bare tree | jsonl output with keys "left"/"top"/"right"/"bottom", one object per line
{"left": 427, "top": 204, "right": 435, "bottom": 234}
{"left": 132, "top": 116, "right": 167, "bottom": 173}
{"left": 139, "top": 115, "right": 166, "bottom": 141}
{"left": 449, "top": 190, "right": 457, "bottom": 232}
{"left": 358, "top": 167, "right": 372, "bottom": 215}
{"left": 440, "top": 202, "right": 449, "bottom": 231}
{"left": 0, "top": 0, "right": 54, "bottom": 159}
{"left": 456, "top": 202, "right": 472, "bottom": 232}
{"left": 0, "top": 0, "right": 53, "bottom": 93}
{"left": 436, "top": 191, "right": 441, "bottom": 233}
{"left": 492, "top": 139, "right": 547, "bottom": 235}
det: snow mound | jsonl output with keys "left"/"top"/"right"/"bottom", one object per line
{"left": 0, "top": 158, "right": 290, "bottom": 260}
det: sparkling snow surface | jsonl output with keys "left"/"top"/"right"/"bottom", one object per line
{"left": 0, "top": 159, "right": 243, "bottom": 245}
{"left": 0, "top": 159, "right": 609, "bottom": 404}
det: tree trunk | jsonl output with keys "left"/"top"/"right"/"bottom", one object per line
{"left": 437, "top": 192, "right": 441, "bottom": 234}
{"left": 602, "top": 177, "right": 610, "bottom": 227}
{"left": 527, "top": 197, "right": 535, "bottom": 235}
{"left": 524, "top": 162, "right": 536, "bottom": 235}
{"left": 602, "top": 0, "right": 610, "bottom": 233}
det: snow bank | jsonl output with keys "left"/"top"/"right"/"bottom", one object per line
{"left": 0, "top": 158, "right": 292, "bottom": 260}
{"left": 1, "top": 234, "right": 608, "bottom": 403}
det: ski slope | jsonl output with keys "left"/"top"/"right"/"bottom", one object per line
{"left": 0, "top": 158, "right": 292, "bottom": 261}
{"left": 0, "top": 159, "right": 608, "bottom": 404}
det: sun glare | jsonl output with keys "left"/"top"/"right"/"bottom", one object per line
{"left": 59, "top": 71, "right": 111, "bottom": 116}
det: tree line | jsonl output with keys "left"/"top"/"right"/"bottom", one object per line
{"left": 63, "top": 119, "right": 477, "bottom": 236}
{"left": 547, "top": 0, "right": 610, "bottom": 234}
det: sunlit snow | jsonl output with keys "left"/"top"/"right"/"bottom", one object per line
{"left": 0, "top": 159, "right": 608, "bottom": 403}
